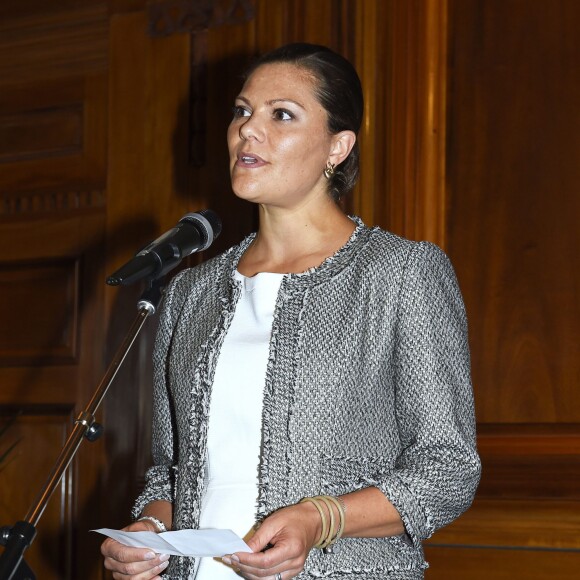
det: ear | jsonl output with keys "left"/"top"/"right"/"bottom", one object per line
{"left": 328, "top": 130, "right": 357, "bottom": 167}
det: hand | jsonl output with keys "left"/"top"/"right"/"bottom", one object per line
{"left": 101, "top": 520, "right": 170, "bottom": 579}
{"left": 223, "top": 501, "right": 321, "bottom": 579}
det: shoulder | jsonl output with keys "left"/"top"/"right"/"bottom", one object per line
{"left": 357, "top": 227, "right": 449, "bottom": 273}
{"left": 353, "top": 227, "right": 462, "bottom": 298}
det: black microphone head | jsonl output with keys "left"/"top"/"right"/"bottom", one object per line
{"left": 105, "top": 210, "right": 223, "bottom": 287}
{"left": 198, "top": 209, "right": 222, "bottom": 240}
{"left": 180, "top": 210, "right": 222, "bottom": 251}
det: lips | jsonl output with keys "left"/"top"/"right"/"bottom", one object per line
{"left": 236, "top": 151, "right": 267, "bottom": 167}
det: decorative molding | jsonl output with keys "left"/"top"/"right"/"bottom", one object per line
{"left": 427, "top": 497, "right": 580, "bottom": 550}
{"left": 0, "top": 190, "right": 106, "bottom": 218}
{"left": 476, "top": 423, "right": 580, "bottom": 500}
{"left": 147, "top": 0, "right": 255, "bottom": 37}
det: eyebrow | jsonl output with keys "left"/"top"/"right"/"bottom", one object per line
{"left": 235, "top": 95, "right": 306, "bottom": 110}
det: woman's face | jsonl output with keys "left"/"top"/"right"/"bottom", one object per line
{"left": 227, "top": 63, "right": 336, "bottom": 209}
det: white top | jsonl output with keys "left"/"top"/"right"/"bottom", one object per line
{"left": 194, "top": 270, "right": 284, "bottom": 579}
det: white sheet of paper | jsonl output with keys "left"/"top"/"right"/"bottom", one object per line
{"left": 93, "top": 528, "right": 251, "bottom": 557}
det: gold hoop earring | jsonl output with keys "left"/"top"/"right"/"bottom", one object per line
{"left": 324, "top": 162, "right": 335, "bottom": 179}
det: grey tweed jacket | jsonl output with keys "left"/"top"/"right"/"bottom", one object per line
{"left": 133, "top": 219, "right": 481, "bottom": 579}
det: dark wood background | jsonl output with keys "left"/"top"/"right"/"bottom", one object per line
{"left": 0, "top": 1, "right": 578, "bottom": 578}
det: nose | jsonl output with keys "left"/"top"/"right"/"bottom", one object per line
{"left": 239, "top": 115, "right": 264, "bottom": 142}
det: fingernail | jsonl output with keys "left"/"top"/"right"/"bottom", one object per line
{"left": 159, "top": 560, "right": 169, "bottom": 570}
{"left": 231, "top": 554, "right": 240, "bottom": 563}
{"left": 145, "top": 551, "right": 156, "bottom": 560}
{"left": 222, "top": 556, "right": 232, "bottom": 565}
{"left": 159, "top": 553, "right": 170, "bottom": 562}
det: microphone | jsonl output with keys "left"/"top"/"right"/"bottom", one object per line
{"left": 106, "top": 209, "right": 222, "bottom": 286}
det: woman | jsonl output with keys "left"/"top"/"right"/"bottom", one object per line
{"left": 101, "top": 43, "right": 480, "bottom": 580}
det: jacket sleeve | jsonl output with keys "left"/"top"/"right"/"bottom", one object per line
{"left": 377, "top": 241, "right": 481, "bottom": 546}
{"left": 131, "top": 271, "right": 188, "bottom": 520}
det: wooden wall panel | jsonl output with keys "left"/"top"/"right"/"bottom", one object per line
{"left": 350, "top": 0, "right": 388, "bottom": 228}
{"left": 0, "top": 209, "right": 107, "bottom": 578}
{"left": 0, "top": 3, "right": 108, "bottom": 84}
{"left": 251, "top": 0, "right": 449, "bottom": 244}
{"left": 446, "top": 0, "right": 580, "bottom": 424}
{"left": 352, "top": 0, "right": 449, "bottom": 246}
{"left": 0, "top": 105, "right": 83, "bottom": 162}
{"left": 476, "top": 424, "right": 580, "bottom": 500}
{"left": 0, "top": 259, "right": 79, "bottom": 365}
{"left": 204, "top": 23, "right": 259, "bottom": 249}
{"left": 0, "top": 35, "right": 108, "bottom": 570}
{"left": 0, "top": 409, "right": 75, "bottom": 580}
{"left": 253, "top": 0, "right": 342, "bottom": 50}
{"left": 435, "top": 0, "right": 580, "bottom": 574}
{"left": 425, "top": 545, "right": 580, "bottom": 580}
{"left": 0, "top": 75, "right": 108, "bottom": 195}
{"left": 429, "top": 497, "right": 580, "bottom": 551}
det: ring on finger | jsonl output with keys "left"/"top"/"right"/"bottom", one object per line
{"left": 275, "top": 574, "right": 282, "bottom": 580}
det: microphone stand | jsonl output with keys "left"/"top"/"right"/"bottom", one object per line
{"left": 0, "top": 278, "right": 165, "bottom": 580}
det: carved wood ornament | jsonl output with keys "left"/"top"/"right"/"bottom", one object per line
{"left": 147, "top": 0, "right": 255, "bottom": 37}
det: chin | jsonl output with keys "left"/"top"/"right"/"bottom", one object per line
{"left": 231, "top": 180, "right": 265, "bottom": 203}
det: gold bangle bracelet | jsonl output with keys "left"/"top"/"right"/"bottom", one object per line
{"left": 323, "top": 495, "right": 346, "bottom": 545}
{"left": 317, "top": 495, "right": 336, "bottom": 549}
{"left": 300, "top": 497, "right": 328, "bottom": 549}
{"left": 335, "top": 495, "right": 347, "bottom": 514}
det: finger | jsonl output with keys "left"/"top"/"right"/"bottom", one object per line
{"left": 111, "top": 561, "right": 167, "bottom": 580}
{"left": 101, "top": 538, "right": 158, "bottom": 564}
{"left": 104, "top": 553, "right": 170, "bottom": 577}
{"left": 245, "top": 521, "right": 276, "bottom": 554}
{"left": 228, "top": 565, "right": 296, "bottom": 580}
{"left": 109, "top": 560, "right": 169, "bottom": 580}
{"left": 230, "top": 547, "right": 307, "bottom": 580}
{"left": 233, "top": 540, "right": 294, "bottom": 568}
{"left": 224, "top": 551, "right": 289, "bottom": 577}
{"left": 111, "top": 560, "right": 167, "bottom": 580}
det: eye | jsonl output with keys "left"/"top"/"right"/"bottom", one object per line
{"left": 273, "top": 108, "right": 294, "bottom": 121}
{"left": 232, "top": 105, "right": 250, "bottom": 119}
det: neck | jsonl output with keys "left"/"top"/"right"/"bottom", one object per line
{"left": 237, "top": 196, "right": 355, "bottom": 276}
